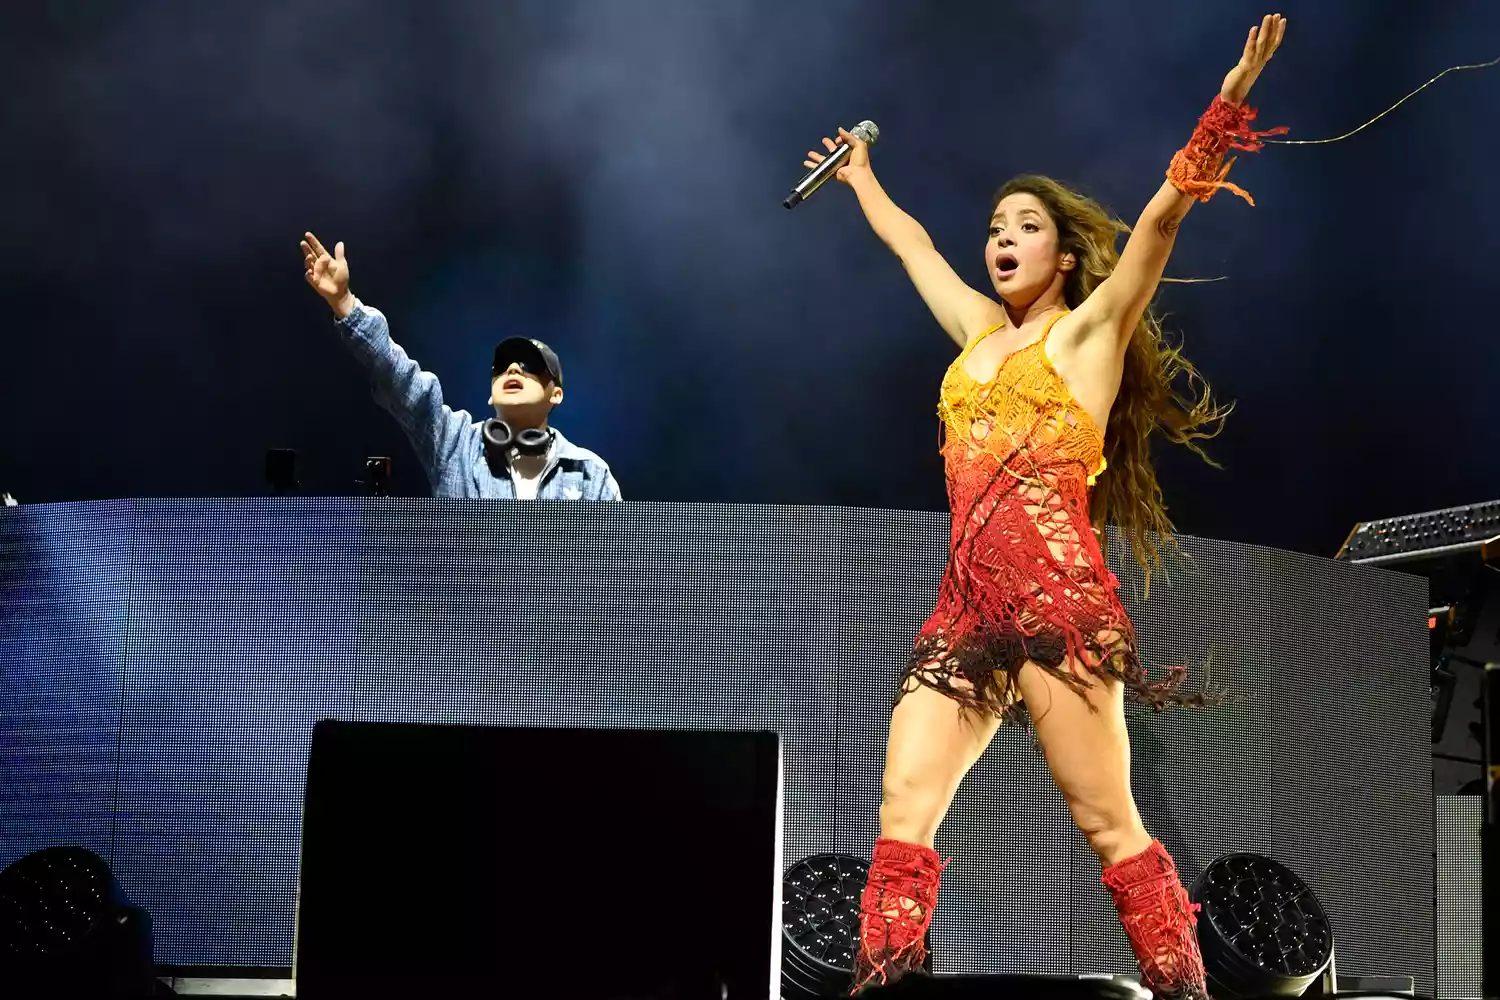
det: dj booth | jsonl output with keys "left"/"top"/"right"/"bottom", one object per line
{"left": 0, "top": 499, "right": 1435, "bottom": 992}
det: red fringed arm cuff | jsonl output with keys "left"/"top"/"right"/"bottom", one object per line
{"left": 1166, "top": 95, "right": 1287, "bottom": 206}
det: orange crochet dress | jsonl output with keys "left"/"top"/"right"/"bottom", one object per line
{"left": 900, "top": 312, "right": 1195, "bottom": 722}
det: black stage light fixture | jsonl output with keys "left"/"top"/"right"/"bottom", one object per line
{"left": 364, "top": 456, "right": 391, "bottom": 496}
{"left": 1191, "top": 853, "right": 1334, "bottom": 998}
{"left": 782, "top": 853, "right": 869, "bottom": 998}
{"left": 0, "top": 846, "right": 155, "bottom": 997}
{"left": 781, "top": 852, "right": 944, "bottom": 998}
{"left": 265, "top": 448, "right": 298, "bottom": 495}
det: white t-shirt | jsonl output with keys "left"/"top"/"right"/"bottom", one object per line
{"left": 513, "top": 466, "right": 542, "bottom": 500}
{"left": 510, "top": 440, "right": 555, "bottom": 500}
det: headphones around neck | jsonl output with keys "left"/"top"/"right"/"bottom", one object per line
{"left": 482, "top": 419, "right": 554, "bottom": 465}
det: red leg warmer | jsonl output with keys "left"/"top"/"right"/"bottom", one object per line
{"left": 850, "top": 838, "right": 946, "bottom": 995}
{"left": 1101, "top": 839, "right": 1210, "bottom": 1000}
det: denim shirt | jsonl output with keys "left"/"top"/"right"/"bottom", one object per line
{"left": 335, "top": 302, "right": 622, "bottom": 501}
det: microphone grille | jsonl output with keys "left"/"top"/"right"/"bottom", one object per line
{"left": 852, "top": 120, "right": 880, "bottom": 145}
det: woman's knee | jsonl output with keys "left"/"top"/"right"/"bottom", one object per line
{"left": 1067, "top": 797, "right": 1148, "bottom": 864}
{"left": 878, "top": 768, "right": 953, "bottom": 845}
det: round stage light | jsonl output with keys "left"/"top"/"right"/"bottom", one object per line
{"left": 0, "top": 846, "right": 155, "bottom": 997}
{"left": 782, "top": 853, "right": 873, "bottom": 998}
{"left": 1191, "top": 852, "right": 1334, "bottom": 998}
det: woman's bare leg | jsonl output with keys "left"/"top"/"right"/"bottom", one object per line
{"left": 1014, "top": 664, "right": 1149, "bottom": 864}
{"left": 853, "top": 682, "right": 1002, "bottom": 992}
{"left": 880, "top": 683, "right": 1003, "bottom": 846}
{"left": 1017, "top": 662, "right": 1207, "bottom": 999}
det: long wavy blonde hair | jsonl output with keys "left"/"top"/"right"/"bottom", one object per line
{"left": 995, "top": 174, "right": 1231, "bottom": 577}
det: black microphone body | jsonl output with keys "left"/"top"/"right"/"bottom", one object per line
{"left": 783, "top": 120, "right": 880, "bottom": 209}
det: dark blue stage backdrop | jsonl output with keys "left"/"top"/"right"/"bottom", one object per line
{"left": 1, "top": 1, "right": 1497, "bottom": 554}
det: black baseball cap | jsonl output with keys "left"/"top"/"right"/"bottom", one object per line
{"left": 492, "top": 337, "right": 563, "bottom": 387}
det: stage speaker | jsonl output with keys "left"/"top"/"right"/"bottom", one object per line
{"left": 293, "top": 720, "right": 782, "bottom": 1000}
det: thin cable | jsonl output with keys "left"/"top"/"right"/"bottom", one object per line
{"left": 1267, "top": 55, "right": 1499, "bottom": 145}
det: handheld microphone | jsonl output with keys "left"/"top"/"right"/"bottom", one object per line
{"left": 783, "top": 120, "right": 880, "bottom": 209}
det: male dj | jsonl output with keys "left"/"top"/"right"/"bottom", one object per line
{"left": 300, "top": 232, "right": 620, "bottom": 500}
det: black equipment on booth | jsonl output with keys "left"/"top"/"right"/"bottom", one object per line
{"left": 1335, "top": 499, "right": 1500, "bottom": 570}
{"left": 265, "top": 448, "right": 298, "bottom": 495}
{"left": 363, "top": 456, "right": 391, "bottom": 496}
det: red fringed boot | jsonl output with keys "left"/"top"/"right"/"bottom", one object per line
{"left": 1101, "top": 839, "right": 1210, "bottom": 1000}
{"left": 850, "top": 838, "right": 946, "bottom": 994}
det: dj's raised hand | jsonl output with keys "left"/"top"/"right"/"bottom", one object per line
{"left": 803, "top": 127, "right": 870, "bottom": 186}
{"left": 301, "top": 231, "right": 355, "bottom": 318}
{"left": 1221, "top": 14, "right": 1287, "bottom": 106}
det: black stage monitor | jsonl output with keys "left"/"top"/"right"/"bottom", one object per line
{"left": 294, "top": 720, "right": 782, "bottom": 999}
